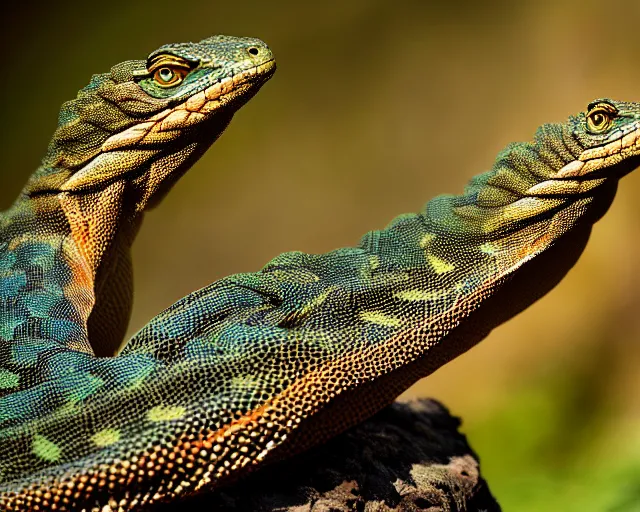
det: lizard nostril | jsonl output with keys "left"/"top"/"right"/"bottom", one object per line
{"left": 248, "top": 47, "right": 259, "bottom": 56}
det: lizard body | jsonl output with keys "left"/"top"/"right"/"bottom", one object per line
{"left": 0, "top": 35, "right": 639, "bottom": 511}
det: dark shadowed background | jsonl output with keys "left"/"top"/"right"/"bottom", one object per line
{"left": 2, "top": 1, "right": 639, "bottom": 509}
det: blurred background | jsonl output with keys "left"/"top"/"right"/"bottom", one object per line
{"left": 2, "top": 1, "right": 639, "bottom": 509}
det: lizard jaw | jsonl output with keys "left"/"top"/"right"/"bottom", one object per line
{"left": 60, "top": 59, "right": 276, "bottom": 193}
{"left": 555, "top": 121, "right": 640, "bottom": 179}
{"left": 523, "top": 123, "right": 640, "bottom": 197}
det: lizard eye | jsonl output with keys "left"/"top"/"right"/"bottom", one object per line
{"left": 145, "top": 54, "right": 194, "bottom": 88}
{"left": 586, "top": 103, "right": 617, "bottom": 133}
{"left": 153, "top": 66, "right": 188, "bottom": 87}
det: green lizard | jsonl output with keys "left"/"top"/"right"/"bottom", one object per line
{"left": 0, "top": 33, "right": 639, "bottom": 511}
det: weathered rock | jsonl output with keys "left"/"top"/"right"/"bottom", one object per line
{"left": 158, "top": 399, "right": 500, "bottom": 511}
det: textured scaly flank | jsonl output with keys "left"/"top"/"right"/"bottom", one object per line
{"left": 0, "top": 37, "right": 639, "bottom": 512}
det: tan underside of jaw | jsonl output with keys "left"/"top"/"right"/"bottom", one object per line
{"left": 105, "top": 60, "right": 275, "bottom": 150}
{"left": 60, "top": 60, "right": 275, "bottom": 192}
{"left": 523, "top": 125, "right": 640, "bottom": 197}
{"left": 555, "top": 124, "right": 640, "bottom": 178}
{"left": 466, "top": 124, "right": 640, "bottom": 230}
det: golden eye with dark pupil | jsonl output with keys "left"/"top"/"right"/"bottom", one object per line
{"left": 586, "top": 103, "right": 616, "bottom": 133}
{"left": 153, "top": 65, "right": 188, "bottom": 87}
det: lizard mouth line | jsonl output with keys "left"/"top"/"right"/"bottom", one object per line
{"left": 96, "top": 59, "right": 277, "bottom": 151}
{"left": 199, "top": 58, "right": 276, "bottom": 106}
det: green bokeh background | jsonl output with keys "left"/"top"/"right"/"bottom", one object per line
{"left": 2, "top": 1, "right": 640, "bottom": 509}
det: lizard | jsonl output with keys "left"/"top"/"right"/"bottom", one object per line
{"left": 0, "top": 32, "right": 639, "bottom": 512}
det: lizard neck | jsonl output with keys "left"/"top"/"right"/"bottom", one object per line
{"left": 0, "top": 194, "right": 95, "bottom": 351}
{"left": 55, "top": 183, "right": 142, "bottom": 356}
{"left": 7, "top": 108, "right": 230, "bottom": 356}
{"left": 1, "top": 171, "right": 145, "bottom": 356}
{"left": 355, "top": 123, "right": 619, "bottom": 377}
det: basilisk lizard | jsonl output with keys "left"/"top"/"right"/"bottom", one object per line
{"left": 0, "top": 34, "right": 638, "bottom": 511}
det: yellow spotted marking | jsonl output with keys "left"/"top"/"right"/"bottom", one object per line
{"left": 147, "top": 405, "right": 186, "bottom": 422}
{"left": 280, "top": 287, "right": 336, "bottom": 326}
{"left": 480, "top": 242, "right": 498, "bottom": 255}
{"left": 91, "top": 428, "right": 121, "bottom": 447}
{"left": 231, "top": 374, "right": 261, "bottom": 390}
{"left": 301, "top": 287, "right": 334, "bottom": 314}
{"left": 0, "top": 370, "right": 19, "bottom": 389}
{"left": 269, "top": 268, "right": 319, "bottom": 284}
{"left": 32, "top": 435, "right": 61, "bottom": 462}
{"left": 360, "top": 255, "right": 381, "bottom": 280}
{"left": 419, "top": 233, "right": 436, "bottom": 248}
{"left": 360, "top": 311, "right": 402, "bottom": 327}
{"left": 50, "top": 402, "right": 82, "bottom": 422}
{"left": 427, "top": 254, "right": 455, "bottom": 274}
{"left": 126, "top": 364, "right": 156, "bottom": 390}
{"left": 394, "top": 289, "right": 445, "bottom": 301}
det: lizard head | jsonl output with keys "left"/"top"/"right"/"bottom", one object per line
{"left": 11, "top": 36, "right": 275, "bottom": 355}
{"left": 23, "top": 35, "right": 275, "bottom": 205}
{"left": 441, "top": 99, "right": 640, "bottom": 240}
{"left": 558, "top": 99, "right": 640, "bottom": 179}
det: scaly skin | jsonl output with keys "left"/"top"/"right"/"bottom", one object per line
{"left": 0, "top": 35, "right": 639, "bottom": 511}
